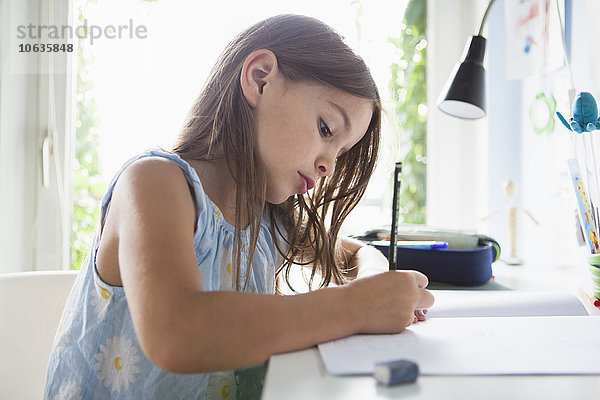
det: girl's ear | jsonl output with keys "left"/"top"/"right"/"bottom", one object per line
{"left": 240, "top": 49, "right": 278, "bottom": 108}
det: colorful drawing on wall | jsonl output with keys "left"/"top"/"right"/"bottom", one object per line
{"left": 505, "top": 0, "right": 563, "bottom": 80}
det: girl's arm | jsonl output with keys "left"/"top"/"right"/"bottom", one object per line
{"left": 108, "top": 158, "right": 434, "bottom": 374}
{"left": 339, "top": 236, "right": 388, "bottom": 279}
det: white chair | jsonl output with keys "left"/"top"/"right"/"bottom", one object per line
{"left": 0, "top": 270, "right": 78, "bottom": 400}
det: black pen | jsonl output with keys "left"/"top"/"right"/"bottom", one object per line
{"left": 389, "top": 162, "right": 402, "bottom": 270}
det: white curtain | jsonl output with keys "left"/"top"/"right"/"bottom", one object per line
{"left": 0, "top": 0, "right": 74, "bottom": 273}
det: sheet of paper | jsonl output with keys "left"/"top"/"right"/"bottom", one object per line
{"left": 318, "top": 316, "right": 600, "bottom": 375}
{"left": 504, "top": 0, "right": 564, "bottom": 80}
{"left": 426, "top": 290, "right": 588, "bottom": 318}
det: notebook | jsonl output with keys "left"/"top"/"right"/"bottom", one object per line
{"left": 318, "top": 290, "right": 600, "bottom": 376}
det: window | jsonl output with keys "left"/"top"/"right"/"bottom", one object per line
{"left": 71, "top": 0, "right": 427, "bottom": 268}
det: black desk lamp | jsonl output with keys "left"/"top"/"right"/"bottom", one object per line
{"left": 437, "top": 0, "right": 497, "bottom": 119}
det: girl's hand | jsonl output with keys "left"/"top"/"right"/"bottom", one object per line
{"left": 342, "top": 270, "right": 434, "bottom": 334}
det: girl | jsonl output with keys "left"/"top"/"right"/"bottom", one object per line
{"left": 45, "top": 14, "right": 434, "bottom": 399}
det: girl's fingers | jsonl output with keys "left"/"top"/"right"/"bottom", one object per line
{"left": 417, "top": 289, "right": 435, "bottom": 310}
{"left": 413, "top": 271, "right": 429, "bottom": 289}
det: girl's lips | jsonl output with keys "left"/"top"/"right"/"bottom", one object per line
{"left": 298, "top": 172, "right": 315, "bottom": 193}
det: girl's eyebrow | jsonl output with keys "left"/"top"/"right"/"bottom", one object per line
{"left": 327, "top": 100, "right": 351, "bottom": 132}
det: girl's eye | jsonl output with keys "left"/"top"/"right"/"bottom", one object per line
{"left": 319, "top": 119, "right": 333, "bottom": 138}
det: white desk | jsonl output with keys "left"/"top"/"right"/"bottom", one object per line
{"left": 263, "top": 347, "right": 600, "bottom": 400}
{"left": 262, "top": 262, "right": 600, "bottom": 399}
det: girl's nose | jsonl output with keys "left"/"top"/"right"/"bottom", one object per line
{"left": 317, "top": 157, "right": 335, "bottom": 177}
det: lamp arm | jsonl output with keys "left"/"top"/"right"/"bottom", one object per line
{"left": 478, "top": 0, "right": 498, "bottom": 36}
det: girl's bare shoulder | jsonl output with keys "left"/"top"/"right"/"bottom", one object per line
{"left": 111, "top": 156, "right": 196, "bottom": 225}
{"left": 121, "top": 156, "right": 185, "bottom": 184}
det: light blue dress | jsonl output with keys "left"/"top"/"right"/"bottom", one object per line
{"left": 44, "top": 149, "right": 282, "bottom": 399}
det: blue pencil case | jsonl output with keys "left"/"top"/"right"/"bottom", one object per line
{"left": 361, "top": 228, "right": 500, "bottom": 286}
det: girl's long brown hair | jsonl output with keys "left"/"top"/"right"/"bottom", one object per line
{"left": 173, "top": 14, "right": 381, "bottom": 291}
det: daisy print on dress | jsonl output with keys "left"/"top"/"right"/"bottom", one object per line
{"left": 52, "top": 322, "right": 71, "bottom": 351}
{"left": 95, "top": 336, "right": 141, "bottom": 392}
{"left": 54, "top": 380, "right": 83, "bottom": 400}
{"left": 219, "top": 236, "right": 235, "bottom": 291}
{"left": 53, "top": 303, "right": 76, "bottom": 350}
{"left": 90, "top": 284, "right": 112, "bottom": 320}
{"left": 205, "top": 371, "right": 237, "bottom": 399}
{"left": 213, "top": 207, "right": 223, "bottom": 230}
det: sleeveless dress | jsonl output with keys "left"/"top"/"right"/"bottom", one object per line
{"left": 44, "top": 149, "right": 283, "bottom": 399}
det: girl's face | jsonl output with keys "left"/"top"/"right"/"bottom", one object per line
{"left": 253, "top": 75, "right": 374, "bottom": 204}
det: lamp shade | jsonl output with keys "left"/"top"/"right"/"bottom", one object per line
{"left": 437, "top": 35, "right": 487, "bottom": 119}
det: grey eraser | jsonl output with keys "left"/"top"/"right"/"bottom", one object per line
{"left": 374, "top": 359, "right": 419, "bottom": 385}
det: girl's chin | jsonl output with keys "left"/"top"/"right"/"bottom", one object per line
{"left": 267, "top": 195, "right": 293, "bottom": 205}
{"left": 265, "top": 189, "right": 296, "bottom": 205}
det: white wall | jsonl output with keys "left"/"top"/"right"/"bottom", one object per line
{"left": 426, "top": 0, "right": 489, "bottom": 232}
{"left": 428, "top": 0, "right": 594, "bottom": 268}
{"left": 487, "top": 0, "right": 587, "bottom": 268}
